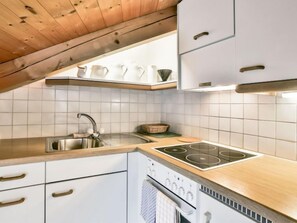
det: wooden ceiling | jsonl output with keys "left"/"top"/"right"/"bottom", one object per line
{"left": 0, "top": 0, "right": 177, "bottom": 92}
{"left": 0, "top": 0, "right": 177, "bottom": 63}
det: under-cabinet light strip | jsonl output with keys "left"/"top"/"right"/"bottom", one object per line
{"left": 200, "top": 185, "right": 273, "bottom": 223}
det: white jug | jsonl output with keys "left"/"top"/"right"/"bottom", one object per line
{"left": 77, "top": 66, "right": 87, "bottom": 78}
{"left": 106, "top": 64, "right": 128, "bottom": 81}
{"left": 90, "top": 65, "right": 109, "bottom": 79}
{"left": 123, "top": 63, "right": 145, "bottom": 82}
{"left": 147, "top": 65, "right": 158, "bottom": 83}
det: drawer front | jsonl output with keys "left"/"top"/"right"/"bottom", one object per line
{"left": 0, "top": 185, "right": 44, "bottom": 223}
{"left": 46, "top": 153, "right": 127, "bottom": 182}
{"left": 0, "top": 162, "right": 45, "bottom": 191}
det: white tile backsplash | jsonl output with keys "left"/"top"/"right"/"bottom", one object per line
{"left": 161, "top": 90, "right": 297, "bottom": 161}
{"left": 1, "top": 79, "right": 297, "bottom": 161}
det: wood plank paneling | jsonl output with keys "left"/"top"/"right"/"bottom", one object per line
{"left": 0, "top": 7, "right": 177, "bottom": 92}
{"left": 70, "top": 0, "right": 106, "bottom": 32}
{"left": 157, "top": 0, "right": 177, "bottom": 10}
{"left": 0, "top": 48, "right": 19, "bottom": 62}
{"left": 1, "top": 0, "right": 71, "bottom": 44}
{"left": 98, "top": 0, "right": 123, "bottom": 26}
{"left": 140, "top": 0, "right": 159, "bottom": 15}
{"left": 121, "top": 0, "right": 141, "bottom": 21}
{"left": 37, "top": 0, "right": 89, "bottom": 38}
{"left": 0, "top": 3, "right": 53, "bottom": 50}
{"left": 0, "top": 29, "right": 35, "bottom": 58}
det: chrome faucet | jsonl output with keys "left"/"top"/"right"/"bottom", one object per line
{"left": 77, "top": 113, "right": 99, "bottom": 138}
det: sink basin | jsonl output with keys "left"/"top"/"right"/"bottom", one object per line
{"left": 46, "top": 137, "right": 105, "bottom": 152}
{"left": 46, "top": 133, "right": 152, "bottom": 152}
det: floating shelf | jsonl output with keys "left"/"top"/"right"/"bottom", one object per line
{"left": 45, "top": 76, "right": 177, "bottom": 91}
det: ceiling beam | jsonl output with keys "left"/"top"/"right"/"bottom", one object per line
{"left": 0, "top": 6, "right": 177, "bottom": 93}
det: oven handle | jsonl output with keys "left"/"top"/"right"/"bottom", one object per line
{"left": 176, "top": 206, "right": 194, "bottom": 216}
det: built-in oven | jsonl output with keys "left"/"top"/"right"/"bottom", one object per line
{"left": 146, "top": 158, "right": 200, "bottom": 223}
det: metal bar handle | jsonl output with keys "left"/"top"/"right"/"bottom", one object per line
{"left": 0, "top": 198, "right": 25, "bottom": 208}
{"left": 0, "top": 173, "right": 26, "bottom": 182}
{"left": 176, "top": 206, "right": 194, "bottom": 216}
{"left": 52, "top": 189, "right": 74, "bottom": 198}
{"left": 193, "top": 32, "right": 209, "bottom": 40}
{"left": 240, "top": 65, "right": 265, "bottom": 73}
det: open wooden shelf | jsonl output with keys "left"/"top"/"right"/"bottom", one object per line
{"left": 45, "top": 76, "right": 177, "bottom": 91}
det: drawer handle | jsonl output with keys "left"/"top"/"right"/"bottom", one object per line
{"left": 240, "top": 65, "right": 265, "bottom": 73}
{"left": 0, "top": 198, "right": 25, "bottom": 208}
{"left": 52, "top": 189, "right": 74, "bottom": 198}
{"left": 193, "top": 32, "right": 209, "bottom": 40}
{"left": 199, "top": 82, "right": 212, "bottom": 87}
{"left": 0, "top": 173, "right": 26, "bottom": 182}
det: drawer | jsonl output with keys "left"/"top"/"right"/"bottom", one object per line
{"left": 0, "top": 185, "right": 44, "bottom": 223}
{"left": 46, "top": 153, "right": 127, "bottom": 183}
{"left": 0, "top": 162, "right": 45, "bottom": 191}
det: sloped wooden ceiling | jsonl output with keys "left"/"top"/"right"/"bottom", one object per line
{"left": 0, "top": 0, "right": 178, "bottom": 92}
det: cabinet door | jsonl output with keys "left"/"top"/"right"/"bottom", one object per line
{"left": 46, "top": 172, "right": 127, "bottom": 223}
{"left": 127, "top": 152, "right": 148, "bottom": 223}
{"left": 180, "top": 38, "right": 236, "bottom": 90}
{"left": 236, "top": 0, "right": 297, "bottom": 84}
{"left": 0, "top": 185, "right": 44, "bottom": 223}
{"left": 178, "top": 0, "right": 234, "bottom": 54}
{"left": 199, "top": 193, "right": 255, "bottom": 223}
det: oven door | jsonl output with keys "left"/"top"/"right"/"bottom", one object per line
{"left": 147, "top": 177, "right": 198, "bottom": 223}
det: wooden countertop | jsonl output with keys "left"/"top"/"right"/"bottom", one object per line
{"left": 0, "top": 136, "right": 296, "bottom": 222}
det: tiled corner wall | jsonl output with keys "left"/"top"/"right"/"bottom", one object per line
{"left": 0, "top": 79, "right": 161, "bottom": 139}
{"left": 161, "top": 89, "right": 297, "bottom": 161}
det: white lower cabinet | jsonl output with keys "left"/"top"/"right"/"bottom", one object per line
{"left": 46, "top": 172, "right": 127, "bottom": 223}
{"left": 0, "top": 185, "right": 44, "bottom": 223}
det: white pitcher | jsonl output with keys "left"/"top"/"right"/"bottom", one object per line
{"left": 123, "top": 63, "right": 145, "bottom": 82}
{"left": 90, "top": 65, "right": 109, "bottom": 79}
{"left": 147, "top": 65, "right": 158, "bottom": 83}
{"left": 77, "top": 66, "right": 87, "bottom": 78}
{"left": 106, "top": 64, "right": 128, "bottom": 81}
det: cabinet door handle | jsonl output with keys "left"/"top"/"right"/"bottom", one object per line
{"left": 240, "top": 65, "right": 265, "bottom": 73}
{"left": 193, "top": 32, "right": 209, "bottom": 40}
{"left": 204, "top": 211, "right": 212, "bottom": 223}
{"left": 52, "top": 189, "right": 74, "bottom": 198}
{"left": 0, "top": 197, "right": 25, "bottom": 208}
{"left": 199, "top": 82, "right": 212, "bottom": 87}
{"left": 0, "top": 173, "right": 26, "bottom": 182}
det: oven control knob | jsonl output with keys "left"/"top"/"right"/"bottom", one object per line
{"left": 165, "top": 178, "right": 171, "bottom": 187}
{"left": 178, "top": 187, "right": 185, "bottom": 196}
{"left": 186, "top": 191, "right": 194, "bottom": 202}
{"left": 172, "top": 182, "right": 178, "bottom": 191}
{"left": 151, "top": 170, "right": 156, "bottom": 177}
{"left": 147, "top": 167, "right": 152, "bottom": 175}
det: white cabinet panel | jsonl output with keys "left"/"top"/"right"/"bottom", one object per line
{"left": 180, "top": 38, "right": 236, "bottom": 90}
{"left": 127, "top": 152, "right": 147, "bottom": 223}
{"left": 199, "top": 192, "right": 255, "bottom": 223}
{"left": 46, "top": 172, "right": 127, "bottom": 223}
{"left": 0, "top": 162, "right": 45, "bottom": 191}
{"left": 46, "top": 154, "right": 127, "bottom": 182}
{"left": 178, "top": 0, "right": 234, "bottom": 54}
{"left": 236, "top": 0, "right": 297, "bottom": 84}
{"left": 0, "top": 185, "right": 44, "bottom": 223}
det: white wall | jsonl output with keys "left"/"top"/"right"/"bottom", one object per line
{"left": 54, "top": 33, "right": 178, "bottom": 81}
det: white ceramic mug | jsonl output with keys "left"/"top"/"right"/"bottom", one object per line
{"left": 77, "top": 66, "right": 87, "bottom": 78}
{"left": 106, "top": 64, "right": 128, "bottom": 81}
{"left": 90, "top": 65, "right": 109, "bottom": 79}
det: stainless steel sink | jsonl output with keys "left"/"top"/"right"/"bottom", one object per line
{"left": 46, "top": 133, "right": 152, "bottom": 152}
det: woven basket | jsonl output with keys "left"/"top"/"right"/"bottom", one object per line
{"left": 141, "top": 124, "right": 170, "bottom": 134}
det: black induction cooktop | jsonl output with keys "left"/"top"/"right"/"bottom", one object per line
{"left": 155, "top": 142, "right": 257, "bottom": 170}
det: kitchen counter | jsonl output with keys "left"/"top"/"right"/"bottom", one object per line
{"left": 0, "top": 136, "right": 296, "bottom": 222}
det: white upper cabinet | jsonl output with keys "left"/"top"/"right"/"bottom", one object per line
{"left": 180, "top": 38, "right": 236, "bottom": 89}
{"left": 236, "top": 0, "right": 297, "bottom": 84}
{"left": 178, "top": 0, "right": 235, "bottom": 54}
